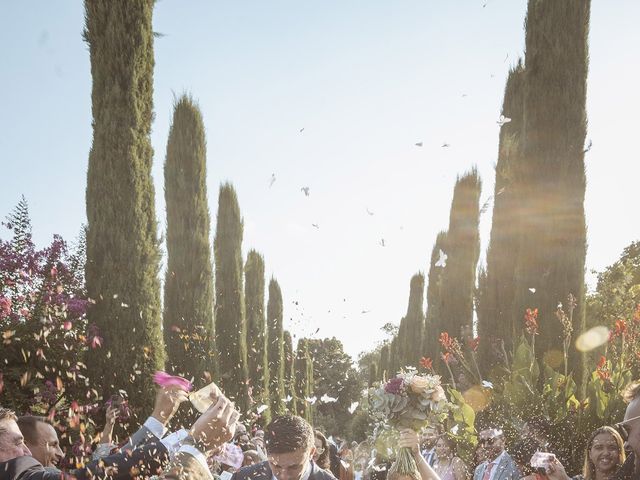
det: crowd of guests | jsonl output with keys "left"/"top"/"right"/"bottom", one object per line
{"left": 0, "top": 379, "right": 639, "bottom": 480}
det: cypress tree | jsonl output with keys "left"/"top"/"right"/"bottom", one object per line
{"left": 424, "top": 231, "right": 448, "bottom": 361}
{"left": 245, "top": 250, "right": 270, "bottom": 422}
{"left": 163, "top": 95, "right": 215, "bottom": 382}
{"left": 513, "top": 0, "right": 589, "bottom": 381}
{"left": 478, "top": 62, "right": 526, "bottom": 371}
{"left": 84, "top": 0, "right": 164, "bottom": 412}
{"left": 403, "top": 273, "right": 425, "bottom": 367}
{"left": 368, "top": 362, "right": 378, "bottom": 387}
{"left": 438, "top": 170, "right": 481, "bottom": 343}
{"left": 214, "top": 183, "right": 249, "bottom": 411}
{"left": 267, "top": 278, "right": 286, "bottom": 416}
{"left": 379, "top": 344, "right": 390, "bottom": 381}
{"left": 296, "top": 339, "right": 314, "bottom": 424}
{"left": 283, "top": 330, "right": 298, "bottom": 414}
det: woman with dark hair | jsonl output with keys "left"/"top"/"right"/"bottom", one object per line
{"left": 546, "top": 426, "right": 625, "bottom": 480}
{"left": 314, "top": 431, "right": 331, "bottom": 470}
{"left": 433, "top": 435, "right": 467, "bottom": 480}
{"left": 579, "top": 426, "right": 626, "bottom": 480}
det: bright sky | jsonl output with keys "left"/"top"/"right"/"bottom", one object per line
{"left": 1, "top": 1, "right": 638, "bottom": 360}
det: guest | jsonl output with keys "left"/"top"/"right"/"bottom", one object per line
{"left": 0, "top": 385, "right": 240, "bottom": 480}
{"left": 314, "top": 431, "right": 332, "bottom": 470}
{"left": 546, "top": 426, "right": 625, "bottom": 480}
{"left": 91, "top": 402, "right": 119, "bottom": 460}
{"left": 15, "top": 416, "right": 64, "bottom": 469}
{"left": 472, "top": 428, "right": 520, "bottom": 480}
{"left": 433, "top": 436, "right": 467, "bottom": 480}
{"left": 420, "top": 426, "right": 440, "bottom": 467}
{"left": 243, "top": 450, "right": 264, "bottom": 467}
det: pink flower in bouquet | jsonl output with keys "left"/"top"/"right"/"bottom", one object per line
{"left": 409, "top": 375, "right": 432, "bottom": 394}
{"left": 153, "top": 371, "right": 193, "bottom": 392}
{"left": 431, "top": 385, "right": 446, "bottom": 402}
{"left": 384, "top": 377, "right": 404, "bottom": 394}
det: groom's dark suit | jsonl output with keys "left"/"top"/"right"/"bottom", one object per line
{"left": 231, "top": 461, "right": 336, "bottom": 480}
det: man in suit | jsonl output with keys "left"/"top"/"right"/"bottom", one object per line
{"left": 0, "top": 385, "right": 239, "bottom": 480}
{"left": 472, "top": 428, "right": 520, "bottom": 480}
{"left": 231, "top": 415, "right": 336, "bottom": 480}
{"left": 420, "top": 426, "right": 440, "bottom": 467}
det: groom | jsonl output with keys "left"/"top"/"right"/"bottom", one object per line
{"left": 231, "top": 415, "right": 335, "bottom": 480}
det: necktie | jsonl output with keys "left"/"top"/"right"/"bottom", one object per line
{"left": 482, "top": 462, "right": 495, "bottom": 480}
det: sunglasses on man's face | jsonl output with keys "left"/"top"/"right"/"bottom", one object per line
{"left": 479, "top": 437, "right": 498, "bottom": 446}
{"left": 614, "top": 414, "right": 640, "bottom": 441}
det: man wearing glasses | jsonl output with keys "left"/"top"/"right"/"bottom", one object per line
{"left": 473, "top": 428, "right": 520, "bottom": 480}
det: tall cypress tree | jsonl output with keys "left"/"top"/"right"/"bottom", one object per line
{"left": 245, "top": 250, "right": 270, "bottom": 422}
{"left": 296, "top": 338, "right": 314, "bottom": 424}
{"left": 477, "top": 62, "right": 526, "bottom": 372}
{"left": 267, "top": 278, "right": 285, "bottom": 417}
{"left": 214, "top": 183, "right": 249, "bottom": 411}
{"left": 438, "top": 170, "right": 481, "bottom": 343}
{"left": 283, "top": 330, "right": 298, "bottom": 414}
{"left": 379, "top": 344, "right": 390, "bottom": 381}
{"left": 424, "top": 231, "right": 448, "bottom": 362}
{"left": 513, "top": 0, "right": 589, "bottom": 381}
{"left": 163, "top": 95, "right": 214, "bottom": 382}
{"left": 84, "top": 0, "right": 164, "bottom": 412}
{"left": 404, "top": 273, "right": 425, "bottom": 367}
{"left": 368, "top": 362, "right": 378, "bottom": 387}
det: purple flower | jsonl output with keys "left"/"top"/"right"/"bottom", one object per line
{"left": 384, "top": 377, "right": 404, "bottom": 395}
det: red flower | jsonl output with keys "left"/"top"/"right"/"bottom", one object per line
{"left": 439, "top": 332, "right": 453, "bottom": 350}
{"left": 524, "top": 308, "right": 539, "bottom": 335}
{"left": 596, "top": 356, "right": 610, "bottom": 381}
{"left": 467, "top": 337, "right": 480, "bottom": 352}
{"left": 420, "top": 357, "right": 433, "bottom": 370}
{"left": 441, "top": 352, "right": 452, "bottom": 364}
{"left": 615, "top": 319, "right": 627, "bottom": 336}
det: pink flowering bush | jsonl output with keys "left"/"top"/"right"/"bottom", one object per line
{"left": 0, "top": 198, "right": 100, "bottom": 464}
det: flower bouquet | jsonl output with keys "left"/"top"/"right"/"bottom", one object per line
{"left": 370, "top": 370, "right": 449, "bottom": 479}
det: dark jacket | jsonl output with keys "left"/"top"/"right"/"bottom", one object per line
{"left": 0, "top": 440, "right": 169, "bottom": 480}
{"left": 231, "top": 461, "right": 336, "bottom": 480}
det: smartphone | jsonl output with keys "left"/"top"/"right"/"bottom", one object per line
{"left": 220, "top": 471, "right": 233, "bottom": 480}
{"left": 530, "top": 452, "right": 556, "bottom": 470}
{"left": 189, "top": 381, "right": 220, "bottom": 413}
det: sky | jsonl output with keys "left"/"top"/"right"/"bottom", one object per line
{"left": 1, "top": 1, "right": 639, "bottom": 360}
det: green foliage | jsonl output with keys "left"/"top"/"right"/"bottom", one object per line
{"left": 296, "top": 338, "right": 314, "bottom": 423}
{"left": 424, "top": 231, "right": 447, "bottom": 362}
{"left": 308, "top": 337, "right": 363, "bottom": 436}
{"left": 214, "top": 183, "right": 249, "bottom": 411}
{"left": 478, "top": 62, "right": 526, "bottom": 372}
{"left": 398, "top": 274, "right": 425, "bottom": 369}
{"left": 245, "top": 250, "right": 270, "bottom": 423}
{"left": 163, "top": 94, "right": 215, "bottom": 384}
{"left": 511, "top": 0, "right": 590, "bottom": 387}
{"left": 267, "top": 278, "right": 286, "bottom": 417}
{"left": 283, "top": 330, "right": 298, "bottom": 414}
{"left": 84, "top": 0, "right": 165, "bottom": 414}
{"left": 438, "top": 170, "right": 481, "bottom": 346}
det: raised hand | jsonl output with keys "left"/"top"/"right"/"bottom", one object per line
{"left": 190, "top": 388, "right": 240, "bottom": 452}
{"left": 151, "top": 386, "right": 189, "bottom": 426}
{"left": 398, "top": 429, "right": 420, "bottom": 456}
